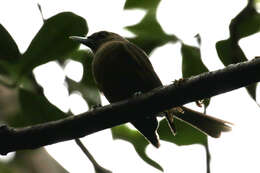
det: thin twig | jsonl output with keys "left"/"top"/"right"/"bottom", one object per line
{"left": 74, "top": 139, "right": 112, "bottom": 173}
{"left": 203, "top": 105, "right": 211, "bottom": 173}
{"left": 37, "top": 3, "right": 45, "bottom": 23}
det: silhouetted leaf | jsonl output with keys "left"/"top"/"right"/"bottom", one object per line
{"left": 216, "top": 39, "right": 244, "bottom": 66}
{"left": 125, "top": 0, "right": 177, "bottom": 54}
{"left": 216, "top": 39, "right": 256, "bottom": 100}
{"left": 245, "top": 83, "right": 257, "bottom": 100}
{"left": 126, "top": 13, "right": 177, "bottom": 55}
{"left": 216, "top": 1, "right": 259, "bottom": 101}
{"left": 230, "top": 1, "right": 260, "bottom": 39}
{"left": 181, "top": 43, "right": 210, "bottom": 108}
{"left": 8, "top": 89, "right": 66, "bottom": 127}
{"left": 112, "top": 117, "right": 208, "bottom": 171}
{"left": 111, "top": 125, "right": 163, "bottom": 171}
{"left": 0, "top": 24, "right": 21, "bottom": 75}
{"left": 158, "top": 119, "right": 207, "bottom": 146}
{"left": 181, "top": 43, "right": 209, "bottom": 78}
{"left": 0, "top": 24, "right": 21, "bottom": 63}
{"left": 20, "top": 12, "right": 88, "bottom": 75}
{"left": 67, "top": 49, "right": 101, "bottom": 107}
{"left": 124, "top": 0, "right": 160, "bottom": 10}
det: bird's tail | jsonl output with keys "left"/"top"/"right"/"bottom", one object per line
{"left": 171, "top": 106, "right": 232, "bottom": 138}
{"left": 131, "top": 116, "right": 160, "bottom": 148}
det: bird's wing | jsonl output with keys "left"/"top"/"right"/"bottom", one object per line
{"left": 122, "top": 41, "right": 163, "bottom": 88}
{"left": 101, "top": 41, "right": 162, "bottom": 147}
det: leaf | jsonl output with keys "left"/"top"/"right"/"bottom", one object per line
{"left": 124, "top": 0, "right": 160, "bottom": 10}
{"left": 0, "top": 24, "right": 21, "bottom": 75}
{"left": 181, "top": 43, "right": 209, "bottom": 78}
{"left": 111, "top": 125, "right": 163, "bottom": 171}
{"left": 8, "top": 89, "right": 67, "bottom": 128}
{"left": 216, "top": 39, "right": 256, "bottom": 100}
{"left": 229, "top": 1, "right": 260, "bottom": 39}
{"left": 67, "top": 49, "right": 101, "bottom": 107}
{"left": 180, "top": 43, "right": 210, "bottom": 170}
{"left": 216, "top": 39, "right": 244, "bottom": 66}
{"left": 181, "top": 43, "right": 211, "bottom": 108}
{"left": 216, "top": 1, "right": 259, "bottom": 101}
{"left": 112, "top": 117, "right": 208, "bottom": 171}
{"left": 0, "top": 24, "right": 21, "bottom": 63}
{"left": 158, "top": 119, "right": 207, "bottom": 146}
{"left": 125, "top": 0, "right": 177, "bottom": 54}
{"left": 20, "top": 12, "right": 88, "bottom": 75}
{"left": 245, "top": 82, "right": 257, "bottom": 100}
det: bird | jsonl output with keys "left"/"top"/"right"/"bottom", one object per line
{"left": 70, "top": 31, "right": 231, "bottom": 148}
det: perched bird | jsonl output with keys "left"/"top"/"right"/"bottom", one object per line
{"left": 70, "top": 31, "right": 231, "bottom": 148}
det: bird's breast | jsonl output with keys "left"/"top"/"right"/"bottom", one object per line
{"left": 92, "top": 43, "right": 142, "bottom": 102}
{"left": 91, "top": 41, "right": 161, "bottom": 103}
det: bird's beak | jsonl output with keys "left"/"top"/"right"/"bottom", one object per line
{"left": 69, "top": 36, "right": 95, "bottom": 49}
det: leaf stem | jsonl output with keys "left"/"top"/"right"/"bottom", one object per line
{"left": 74, "top": 138, "right": 112, "bottom": 173}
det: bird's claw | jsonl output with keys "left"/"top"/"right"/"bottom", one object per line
{"left": 90, "top": 104, "right": 102, "bottom": 111}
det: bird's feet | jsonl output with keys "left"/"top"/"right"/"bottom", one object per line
{"left": 90, "top": 104, "right": 102, "bottom": 111}
{"left": 172, "top": 78, "right": 186, "bottom": 87}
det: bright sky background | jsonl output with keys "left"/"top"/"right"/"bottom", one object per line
{"left": 1, "top": 0, "right": 260, "bottom": 173}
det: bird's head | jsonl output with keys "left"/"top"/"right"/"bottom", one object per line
{"left": 70, "top": 31, "right": 126, "bottom": 53}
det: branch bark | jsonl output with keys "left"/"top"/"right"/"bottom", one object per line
{"left": 1, "top": 58, "right": 260, "bottom": 155}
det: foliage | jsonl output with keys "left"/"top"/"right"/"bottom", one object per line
{"left": 0, "top": 0, "right": 259, "bottom": 172}
{"left": 0, "top": 12, "right": 88, "bottom": 173}
{"left": 216, "top": 1, "right": 260, "bottom": 100}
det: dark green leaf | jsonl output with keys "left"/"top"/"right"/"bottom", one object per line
{"left": 216, "top": 39, "right": 240, "bottom": 66}
{"left": 0, "top": 24, "right": 21, "bottom": 63}
{"left": 181, "top": 43, "right": 211, "bottom": 108}
{"left": 124, "top": 0, "right": 160, "bottom": 10}
{"left": 20, "top": 12, "right": 88, "bottom": 75}
{"left": 125, "top": 0, "right": 177, "bottom": 54}
{"left": 126, "top": 12, "right": 177, "bottom": 54}
{"left": 171, "top": 43, "right": 209, "bottom": 161}
{"left": 216, "top": 39, "right": 256, "bottom": 100}
{"left": 0, "top": 24, "right": 21, "bottom": 75}
{"left": 158, "top": 119, "right": 207, "bottom": 146}
{"left": 67, "top": 49, "right": 101, "bottom": 107}
{"left": 8, "top": 89, "right": 66, "bottom": 127}
{"left": 216, "top": 1, "right": 259, "bottom": 101}
{"left": 181, "top": 43, "right": 209, "bottom": 78}
{"left": 111, "top": 125, "right": 163, "bottom": 171}
{"left": 230, "top": 2, "right": 260, "bottom": 39}
{"left": 246, "top": 83, "right": 257, "bottom": 100}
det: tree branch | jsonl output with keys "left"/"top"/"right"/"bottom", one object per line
{"left": 1, "top": 58, "right": 260, "bottom": 155}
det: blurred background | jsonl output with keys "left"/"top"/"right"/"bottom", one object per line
{"left": 1, "top": 0, "right": 260, "bottom": 173}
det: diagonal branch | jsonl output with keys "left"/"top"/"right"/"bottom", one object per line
{"left": 1, "top": 58, "right": 260, "bottom": 155}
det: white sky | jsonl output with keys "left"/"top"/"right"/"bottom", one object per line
{"left": 1, "top": 0, "right": 260, "bottom": 173}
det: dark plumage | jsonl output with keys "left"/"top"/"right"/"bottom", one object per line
{"left": 70, "top": 31, "right": 231, "bottom": 147}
